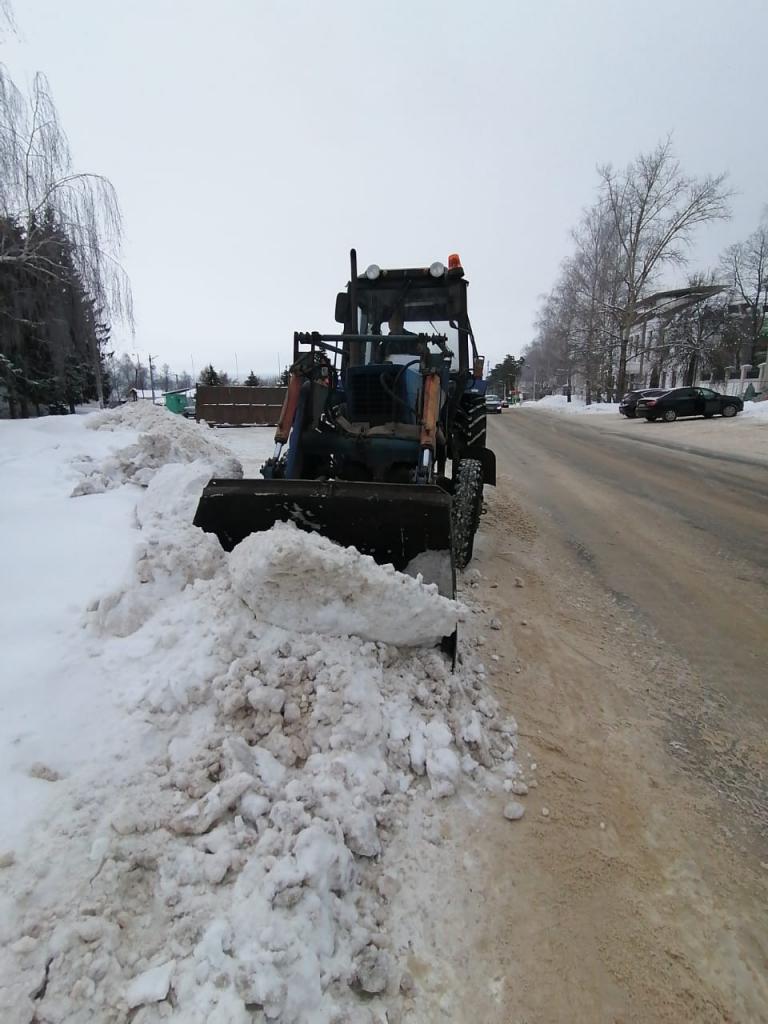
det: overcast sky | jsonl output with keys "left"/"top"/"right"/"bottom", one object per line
{"left": 3, "top": 0, "right": 766, "bottom": 379}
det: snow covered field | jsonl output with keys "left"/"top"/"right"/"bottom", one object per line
{"left": 0, "top": 406, "right": 521, "bottom": 1023}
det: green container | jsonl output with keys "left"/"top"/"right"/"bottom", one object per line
{"left": 165, "top": 393, "right": 188, "bottom": 414}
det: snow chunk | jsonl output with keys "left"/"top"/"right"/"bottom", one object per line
{"left": 125, "top": 960, "right": 175, "bottom": 1008}
{"left": 229, "top": 521, "right": 462, "bottom": 646}
{"left": 503, "top": 801, "right": 525, "bottom": 820}
{"left": 172, "top": 772, "right": 254, "bottom": 835}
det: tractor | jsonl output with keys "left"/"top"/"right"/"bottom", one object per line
{"left": 194, "top": 250, "right": 495, "bottom": 611}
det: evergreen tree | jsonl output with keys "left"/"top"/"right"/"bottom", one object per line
{"left": 245, "top": 370, "right": 261, "bottom": 387}
{"left": 199, "top": 364, "right": 221, "bottom": 386}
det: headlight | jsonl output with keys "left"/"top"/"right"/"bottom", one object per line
{"left": 365, "top": 264, "right": 381, "bottom": 280}
{"left": 429, "top": 261, "right": 446, "bottom": 278}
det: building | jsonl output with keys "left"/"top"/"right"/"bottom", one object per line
{"left": 126, "top": 387, "right": 164, "bottom": 403}
{"left": 625, "top": 284, "right": 724, "bottom": 391}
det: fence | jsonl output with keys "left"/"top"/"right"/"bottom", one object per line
{"left": 195, "top": 385, "right": 286, "bottom": 426}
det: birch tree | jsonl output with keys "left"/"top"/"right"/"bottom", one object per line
{"left": 0, "top": 68, "right": 133, "bottom": 407}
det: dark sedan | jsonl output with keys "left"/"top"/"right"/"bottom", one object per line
{"left": 619, "top": 388, "right": 668, "bottom": 417}
{"left": 636, "top": 387, "right": 743, "bottom": 422}
{"left": 485, "top": 395, "right": 503, "bottom": 414}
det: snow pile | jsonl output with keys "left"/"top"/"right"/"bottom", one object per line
{"left": 230, "top": 522, "right": 462, "bottom": 646}
{"left": 91, "top": 461, "right": 229, "bottom": 637}
{"left": 743, "top": 398, "right": 768, "bottom": 421}
{"left": 524, "top": 394, "right": 620, "bottom": 415}
{"left": 1, "top": 418, "right": 518, "bottom": 1023}
{"left": 70, "top": 402, "right": 241, "bottom": 495}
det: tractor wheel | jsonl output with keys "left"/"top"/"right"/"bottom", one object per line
{"left": 452, "top": 458, "right": 484, "bottom": 570}
{"left": 454, "top": 393, "right": 487, "bottom": 450}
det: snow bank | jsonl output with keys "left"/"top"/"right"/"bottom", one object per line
{"left": 230, "top": 522, "right": 462, "bottom": 645}
{"left": 743, "top": 398, "right": 768, "bottom": 421}
{"left": 524, "top": 394, "right": 620, "bottom": 415}
{"left": 71, "top": 401, "right": 242, "bottom": 494}
{"left": 1, "top": 415, "right": 519, "bottom": 1024}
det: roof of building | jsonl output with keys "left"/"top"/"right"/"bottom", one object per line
{"left": 634, "top": 284, "right": 725, "bottom": 324}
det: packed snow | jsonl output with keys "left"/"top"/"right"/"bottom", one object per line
{"left": 230, "top": 524, "right": 462, "bottom": 646}
{"left": 523, "top": 394, "right": 619, "bottom": 414}
{"left": 742, "top": 398, "right": 768, "bottom": 421}
{"left": 0, "top": 406, "right": 520, "bottom": 1023}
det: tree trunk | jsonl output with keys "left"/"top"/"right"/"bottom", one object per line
{"left": 617, "top": 324, "right": 630, "bottom": 397}
{"left": 685, "top": 351, "right": 697, "bottom": 387}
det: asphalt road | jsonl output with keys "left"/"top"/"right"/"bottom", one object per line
{"left": 457, "top": 409, "right": 768, "bottom": 1021}
{"left": 490, "top": 410, "right": 768, "bottom": 720}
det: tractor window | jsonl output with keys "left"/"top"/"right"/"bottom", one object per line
{"left": 402, "top": 320, "right": 459, "bottom": 362}
{"left": 355, "top": 310, "right": 459, "bottom": 365}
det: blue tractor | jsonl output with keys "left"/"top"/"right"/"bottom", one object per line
{"left": 194, "top": 250, "right": 496, "bottom": 611}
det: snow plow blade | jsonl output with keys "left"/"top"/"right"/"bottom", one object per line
{"left": 193, "top": 478, "right": 456, "bottom": 600}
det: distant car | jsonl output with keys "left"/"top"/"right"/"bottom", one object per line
{"left": 485, "top": 395, "right": 503, "bottom": 414}
{"left": 637, "top": 387, "right": 743, "bottom": 422}
{"left": 501, "top": 398, "right": 509, "bottom": 408}
{"left": 619, "top": 388, "right": 668, "bottom": 418}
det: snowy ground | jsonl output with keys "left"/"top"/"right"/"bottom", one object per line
{"left": 518, "top": 394, "right": 768, "bottom": 464}
{"left": 0, "top": 406, "right": 522, "bottom": 1023}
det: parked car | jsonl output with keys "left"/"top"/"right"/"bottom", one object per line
{"left": 619, "top": 388, "right": 668, "bottom": 418}
{"left": 636, "top": 387, "right": 743, "bottom": 422}
{"left": 501, "top": 398, "right": 509, "bottom": 408}
{"left": 485, "top": 395, "right": 503, "bottom": 414}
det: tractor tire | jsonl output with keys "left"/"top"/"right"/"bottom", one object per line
{"left": 452, "top": 458, "right": 484, "bottom": 570}
{"left": 454, "top": 393, "right": 487, "bottom": 450}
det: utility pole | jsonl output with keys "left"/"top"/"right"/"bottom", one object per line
{"left": 148, "top": 354, "right": 157, "bottom": 402}
{"left": 235, "top": 352, "right": 240, "bottom": 384}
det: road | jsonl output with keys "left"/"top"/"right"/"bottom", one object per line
{"left": 438, "top": 409, "right": 768, "bottom": 1024}
{"left": 495, "top": 410, "right": 768, "bottom": 723}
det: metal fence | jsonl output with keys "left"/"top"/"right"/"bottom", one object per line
{"left": 195, "top": 385, "right": 286, "bottom": 426}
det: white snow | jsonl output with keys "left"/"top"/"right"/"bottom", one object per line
{"left": 230, "top": 522, "right": 462, "bottom": 645}
{"left": 524, "top": 392, "right": 768, "bottom": 420}
{"left": 0, "top": 406, "right": 520, "bottom": 1023}
{"left": 125, "top": 960, "right": 176, "bottom": 1008}
{"left": 743, "top": 398, "right": 768, "bottom": 420}
{"left": 523, "top": 394, "right": 620, "bottom": 414}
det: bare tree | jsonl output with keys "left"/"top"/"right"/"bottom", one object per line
{"left": 663, "top": 275, "right": 727, "bottom": 385}
{"left": 567, "top": 201, "right": 626, "bottom": 400}
{"left": 719, "top": 213, "right": 768, "bottom": 368}
{"left": 599, "top": 137, "right": 731, "bottom": 396}
{"left": 0, "top": 67, "right": 133, "bottom": 404}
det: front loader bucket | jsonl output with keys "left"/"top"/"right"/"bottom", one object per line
{"left": 193, "top": 478, "right": 456, "bottom": 601}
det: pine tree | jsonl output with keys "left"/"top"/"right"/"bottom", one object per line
{"left": 199, "top": 364, "right": 221, "bottom": 386}
{"left": 245, "top": 370, "right": 261, "bottom": 386}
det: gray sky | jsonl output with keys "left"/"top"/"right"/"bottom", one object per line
{"left": 4, "top": 0, "right": 766, "bottom": 378}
